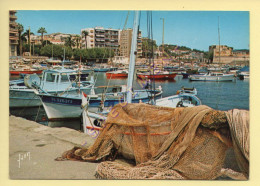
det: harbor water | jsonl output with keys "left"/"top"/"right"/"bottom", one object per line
{"left": 10, "top": 73, "right": 249, "bottom": 131}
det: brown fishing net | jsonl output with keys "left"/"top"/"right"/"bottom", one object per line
{"left": 57, "top": 103, "right": 249, "bottom": 180}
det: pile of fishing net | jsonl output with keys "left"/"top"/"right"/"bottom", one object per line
{"left": 57, "top": 103, "right": 249, "bottom": 180}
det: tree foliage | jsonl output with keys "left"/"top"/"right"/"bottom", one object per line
{"left": 37, "top": 27, "right": 47, "bottom": 44}
{"left": 73, "top": 48, "right": 113, "bottom": 61}
{"left": 82, "top": 30, "right": 89, "bottom": 49}
{"left": 74, "top": 35, "right": 81, "bottom": 49}
{"left": 142, "top": 38, "right": 157, "bottom": 58}
{"left": 17, "top": 23, "right": 24, "bottom": 56}
{"left": 40, "top": 45, "right": 73, "bottom": 59}
{"left": 65, "top": 35, "right": 76, "bottom": 48}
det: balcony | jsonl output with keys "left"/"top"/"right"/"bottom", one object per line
{"left": 10, "top": 40, "right": 18, "bottom": 45}
{"left": 95, "top": 29, "right": 105, "bottom": 33}
{"left": 9, "top": 36, "right": 18, "bottom": 40}
{"left": 96, "top": 34, "right": 105, "bottom": 38}
{"left": 9, "top": 21, "right": 17, "bottom": 26}
{"left": 9, "top": 28, "right": 18, "bottom": 34}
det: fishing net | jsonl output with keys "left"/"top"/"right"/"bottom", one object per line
{"left": 57, "top": 103, "right": 249, "bottom": 180}
{"left": 225, "top": 109, "right": 249, "bottom": 177}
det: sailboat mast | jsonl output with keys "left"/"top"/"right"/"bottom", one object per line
{"left": 62, "top": 48, "right": 65, "bottom": 68}
{"left": 160, "top": 18, "right": 165, "bottom": 56}
{"left": 218, "top": 17, "right": 221, "bottom": 64}
{"left": 126, "top": 11, "right": 140, "bottom": 103}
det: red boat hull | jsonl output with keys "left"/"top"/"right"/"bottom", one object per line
{"left": 106, "top": 72, "right": 128, "bottom": 78}
{"left": 137, "top": 73, "right": 177, "bottom": 80}
{"left": 10, "top": 70, "right": 43, "bottom": 75}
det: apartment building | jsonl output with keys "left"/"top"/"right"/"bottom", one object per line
{"left": 81, "top": 28, "right": 95, "bottom": 48}
{"left": 81, "top": 27, "right": 120, "bottom": 54}
{"left": 9, "top": 10, "right": 18, "bottom": 56}
{"left": 119, "top": 29, "right": 142, "bottom": 58}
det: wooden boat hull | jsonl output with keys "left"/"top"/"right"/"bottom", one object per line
{"left": 10, "top": 70, "right": 43, "bottom": 75}
{"left": 106, "top": 73, "right": 128, "bottom": 78}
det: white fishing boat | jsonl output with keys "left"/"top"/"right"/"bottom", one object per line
{"left": 189, "top": 72, "right": 234, "bottom": 81}
{"left": 9, "top": 68, "right": 94, "bottom": 108}
{"left": 36, "top": 85, "right": 163, "bottom": 120}
{"left": 155, "top": 87, "right": 201, "bottom": 108}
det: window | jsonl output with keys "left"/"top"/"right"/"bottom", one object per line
{"left": 60, "top": 73, "right": 69, "bottom": 82}
{"left": 46, "top": 73, "right": 56, "bottom": 82}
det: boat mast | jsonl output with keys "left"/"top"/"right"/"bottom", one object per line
{"left": 62, "top": 48, "right": 65, "bottom": 68}
{"left": 126, "top": 11, "right": 140, "bottom": 103}
{"left": 218, "top": 17, "right": 221, "bottom": 64}
{"left": 52, "top": 45, "right": 53, "bottom": 59}
{"left": 160, "top": 18, "right": 165, "bottom": 56}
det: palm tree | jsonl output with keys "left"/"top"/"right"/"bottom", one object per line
{"left": 65, "top": 35, "right": 75, "bottom": 48}
{"left": 82, "top": 30, "right": 89, "bottom": 49}
{"left": 74, "top": 35, "right": 81, "bottom": 49}
{"left": 17, "top": 23, "right": 24, "bottom": 56}
{"left": 23, "top": 29, "right": 34, "bottom": 44}
{"left": 37, "top": 27, "right": 47, "bottom": 45}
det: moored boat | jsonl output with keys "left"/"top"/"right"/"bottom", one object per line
{"left": 10, "top": 64, "right": 43, "bottom": 75}
{"left": 155, "top": 87, "right": 201, "bottom": 108}
{"left": 10, "top": 69, "right": 43, "bottom": 75}
{"left": 9, "top": 68, "right": 94, "bottom": 108}
{"left": 94, "top": 65, "right": 118, "bottom": 72}
{"left": 106, "top": 70, "right": 128, "bottom": 78}
{"left": 189, "top": 72, "right": 234, "bottom": 82}
{"left": 137, "top": 71, "right": 177, "bottom": 80}
{"left": 36, "top": 85, "right": 163, "bottom": 120}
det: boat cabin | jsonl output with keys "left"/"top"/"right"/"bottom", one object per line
{"left": 40, "top": 69, "right": 75, "bottom": 91}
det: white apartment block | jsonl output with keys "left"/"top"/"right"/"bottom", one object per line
{"left": 81, "top": 27, "right": 120, "bottom": 54}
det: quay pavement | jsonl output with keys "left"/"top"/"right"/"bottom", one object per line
{"left": 9, "top": 115, "right": 98, "bottom": 179}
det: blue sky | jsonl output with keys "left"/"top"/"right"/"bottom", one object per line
{"left": 16, "top": 10, "right": 249, "bottom": 51}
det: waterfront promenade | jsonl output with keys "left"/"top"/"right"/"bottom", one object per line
{"left": 9, "top": 115, "right": 98, "bottom": 179}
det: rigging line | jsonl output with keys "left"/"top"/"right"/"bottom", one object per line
{"left": 150, "top": 11, "right": 156, "bottom": 104}
{"left": 18, "top": 93, "right": 39, "bottom": 116}
{"left": 147, "top": 11, "right": 153, "bottom": 104}
{"left": 35, "top": 104, "right": 41, "bottom": 122}
{"left": 147, "top": 11, "right": 155, "bottom": 104}
{"left": 93, "top": 48, "right": 108, "bottom": 88}
{"left": 102, "top": 70, "right": 113, "bottom": 103}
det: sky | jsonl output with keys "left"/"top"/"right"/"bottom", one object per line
{"left": 16, "top": 10, "right": 249, "bottom": 51}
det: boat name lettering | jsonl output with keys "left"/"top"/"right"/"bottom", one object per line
{"left": 51, "top": 97, "right": 73, "bottom": 104}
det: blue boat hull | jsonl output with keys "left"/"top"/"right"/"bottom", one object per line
{"left": 39, "top": 93, "right": 161, "bottom": 108}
